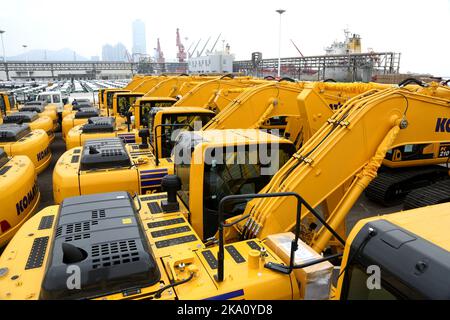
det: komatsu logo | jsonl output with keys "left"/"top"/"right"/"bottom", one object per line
{"left": 37, "top": 147, "right": 50, "bottom": 162}
{"left": 435, "top": 118, "right": 450, "bottom": 132}
{"left": 16, "top": 183, "right": 39, "bottom": 215}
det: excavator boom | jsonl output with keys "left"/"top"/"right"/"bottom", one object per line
{"left": 230, "top": 87, "right": 450, "bottom": 253}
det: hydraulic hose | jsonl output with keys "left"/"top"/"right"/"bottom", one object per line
{"left": 154, "top": 272, "right": 194, "bottom": 299}
{"left": 312, "top": 123, "right": 401, "bottom": 252}
{"left": 278, "top": 77, "right": 296, "bottom": 83}
{"left": 398, "top": 78, "right": 427, "bottom": 88}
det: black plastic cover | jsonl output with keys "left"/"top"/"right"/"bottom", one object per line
{"left": 0, "top": 124, "right": 31, "bottom": 142}
{"left": 0, "top": 148, "right": 8, "bottom": 167}
{"left": 3, "top": 111, "right": 39, "bottom": 123}
{"left": 74, "top": 108, "right": 100, "bottom": 119}
{"left": 72, "top": 102, "right": 93, "bottom": 111}
{"left": 73, "top": 99, "right": 90, "bottom": 105}
{"left": 81, "top": 117, "right": 115, "bottom": 133}
{"left": 25, "top": 101, "right": 45, "bottom": 106}
{"left": 40, "top": 191, "right": 160, "bottom": 300}
{"left": 344, "top": 219, "right": 450, "bottom": 299}
{"left": 80, "top": 138, "right": 131, "bottom": 170}
{"left": 21, "top": 102, "right": 46, "bottom": 113}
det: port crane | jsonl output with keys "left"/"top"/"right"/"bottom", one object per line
{"left": 156, "top": 38, "right": 165, "bottom": 64}
{"left": 176, "top": 28, "right": 187, "bottom": 63}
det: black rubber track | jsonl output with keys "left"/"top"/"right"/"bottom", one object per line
{"left": 403, "top": 179, "right": 450, "bottom": 210}
{"left": 365, "top": 165, "right": 449, "bottom": 206}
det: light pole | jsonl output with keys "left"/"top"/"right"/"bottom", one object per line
{"left": 0, "top": 30, "right": 6, "bottom": 63}
{"left": 275, "top": 9, "right": 285, "bottom": 78}
{"left": 22, "top": 44, "right": 29, "bottom": 80}
{"left": 0, "top": 30, "right": 8, "bottom": 80}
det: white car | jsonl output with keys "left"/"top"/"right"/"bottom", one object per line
{"left": 36, "top": 91, "right": 66, "bottom": 114}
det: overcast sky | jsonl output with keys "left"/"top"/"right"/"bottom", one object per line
{"left": 1, "top": 0, "right": 449, "bottom": 76}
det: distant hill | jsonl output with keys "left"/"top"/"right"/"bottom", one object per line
{"left": 7, "top": 48, "right": 89, "bottom": 61}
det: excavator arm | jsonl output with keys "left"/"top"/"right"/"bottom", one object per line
{"left": 227, "top": 87, "right": 450, "bottom": 253}
{"left": 173, "top": 76, "right": 262, "bottom": 111}
{"left": 144, "top": 75, "right": 211, "bottom": 98}
{"left": 204, "top": 81, "right": 305, "bottom": 130}
{"left": 205, "top": 81, "right": 391, "bottom": 148}
{"left": 132, "top": 76, "right": 168, "bottom": 94}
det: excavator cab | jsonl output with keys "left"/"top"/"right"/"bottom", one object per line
{"left": 173, "top": 129, "right": 296, "bottom": 240}
{"left": 0, "top": 92, "right": 16, "bottom": 114}
{"left": 115, "top": 92, "right": 144, "bottom": 117}
{"left": 104, "top": 89, "right": 129, "bottom": 116}
{"left": 148, "top": 107, "right": 216, "bottom": 159}
{"left": 136, "top": 97, "right": 177, "bottom": 128}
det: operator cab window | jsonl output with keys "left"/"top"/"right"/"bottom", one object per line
{"left": 160, "top": 113, "right": 214, "bottom": 158}
{"left": 0, "top": 96, "right": 6, "bottom": 114}
{"left": 201, "top": 143, "right": 295, "bottom": 239}
{"left": 117, "top": 95, "right": 140, "bottom": 116}
{"left": 8, "top": 95, "right": 16, "bottom": 110}
{"left": 139, "top": 100, "right": 175, "bottom": 128}
{"left": 53, "top": 94, "right": 61, "bottom": 103}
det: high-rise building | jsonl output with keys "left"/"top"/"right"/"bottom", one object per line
{"left": 102, "top": 43, "right": 129, "bottom": 61}
{"left": 132, "top": 19, "right": 147, "bottom": 57}
{"left": 102, "top": 44, "right": 114, "bottom": 61}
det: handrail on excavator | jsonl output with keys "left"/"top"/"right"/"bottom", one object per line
{"left": 215, "top": 192, "right": 345, "bottom": 282}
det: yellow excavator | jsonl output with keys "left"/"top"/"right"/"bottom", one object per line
{"left": 64, "top": 95, "right": 178, "bottom": 149}
{"left": 53, "top": 106, "right": 215, "bottom": 203}
{"left": 2, "top": 193, "right": 448, "bottom": 300}
{"left": 1, "top": 109, "right": 450, "bottom": 299}
{"left": 1, "top": 108, "right": 54, "bottom": 144}
{"left": 142, "top": 74, "right": 213, "bottom": 99}
{"left": 0, "top": 91, "right": 16, "bottom": 112}
{"left": 54, "top": 81, "right": 390, "bottom": 203}
{"left": 51, "top": 80, "right": 344, "bottom": 202}
{"left": 0, "top": 122, "right": 52, "bottom": 174}
{"left": 361, "top": 80, "right": 450, "bottom": 206}
{"left": 52, "top": 137, "right": 175, "bottom": 204}
{"left": 0, "top": 94, "right": 52, "bottom": 173}
{"left": 62, "top": 99, "right": 95, "bottom": 119}
{"left": 18, "top": 101, "right": 59, "bottom": 131}
{"left": 0, "top": 148, "right": 40, "bottom": 248}
{"left": 173, "top": 75, "right": 264, "bottom": 110}
{"left": 1, "top": 94, "right": 55, "bottom": 141}
{"left": 66, "top": 77, "right": 186, "bottom": 147}
{"left": 64, "top": 75, "right": 255, "bottom": 150}
{"left": 98, "top": 89, "right": 106, "bottom": 108}
{"left": 102, "top": 88, "right": 130, "bottom": 116}
{"left": 123, "top": 75, "right": 152, "bottom": 91}
{"left": 61, "top": 99, "right": 106, "bottom": 140}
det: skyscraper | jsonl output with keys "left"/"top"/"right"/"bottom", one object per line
{"left": 102, "top": 43, "right": 129, "bottom": 61}
{"left": 132, "top": 19, "right": 147, "bottom": 57}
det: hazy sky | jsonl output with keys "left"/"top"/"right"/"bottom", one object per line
{"left": 1, "top": 0, "right": 449, "bottom": 76}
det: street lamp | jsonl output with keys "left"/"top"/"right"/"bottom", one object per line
{"left": 275, "top": 9, "right": 285, "bottom": 78}
{"left": 22, "top": 44, "right": 29, "bottom": 80}
{"left": 0, "top": 30, "right": 6, "bottom": 63}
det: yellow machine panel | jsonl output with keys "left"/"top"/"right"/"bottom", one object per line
{"left": 0, "top": 128, "right": 51, "bottom": 174}
{"left": 53, "top": 139, "right": 173, "bottom": 203}
{"left": 0, "top": 154, "right": 40, "bottom": 247}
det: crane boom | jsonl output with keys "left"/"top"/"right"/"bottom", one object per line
{"left": 290, "top": 39, "right": 304, "bottom": 57}
{"left": 198, "top": 37, "right": 211, "bottom": 56}
{"left": 209, "top": 33, "right": 222, "bottom": 52}
{"left": 189, "top": 39, "right": 201, "bottom": 58}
